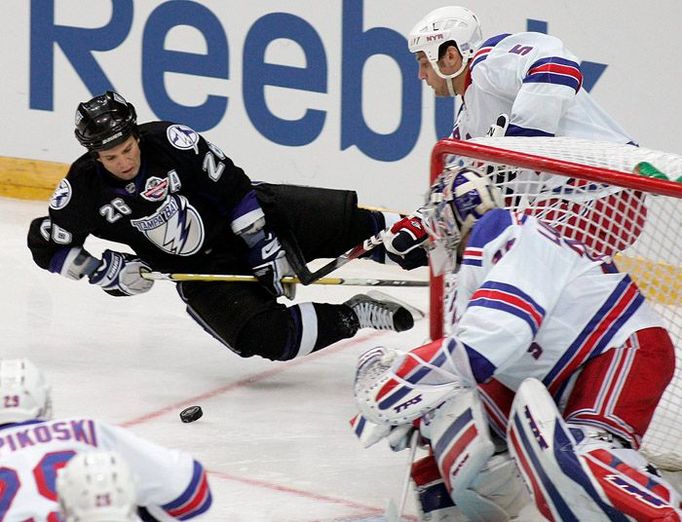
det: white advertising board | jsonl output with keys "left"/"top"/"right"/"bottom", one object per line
{"left": 2, "top": 0, "right": 681, "bottom": 209}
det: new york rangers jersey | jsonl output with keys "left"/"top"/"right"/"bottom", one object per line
{"left": 452, "top": 32, "right": 634, "bottom": 144}
{"left": 450, "top": 208, "right": 660, "bottom": 393}
{"left": 0, "top": 417, "right": 211, "bottom": 520}
{"left": 392, "top": 209, "right": 661, "bottom": 402}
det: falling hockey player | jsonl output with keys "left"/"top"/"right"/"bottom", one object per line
{"left": 352, "top": 167, "right": 682, "bottom": 520}
{"left": 26, "top": 91, "right": 415, "bottom": 363}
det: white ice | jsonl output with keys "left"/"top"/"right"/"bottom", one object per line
{"left": 1, "top": 196, "right": 432, "bottom": 521}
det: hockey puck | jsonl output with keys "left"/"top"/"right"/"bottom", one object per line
{"left": 180, "top": 405, "right": 203, "bottom": 423}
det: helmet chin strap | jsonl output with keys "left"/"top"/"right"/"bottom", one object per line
{"left": 434, "top": 56, "right": 469, "bottom": 97}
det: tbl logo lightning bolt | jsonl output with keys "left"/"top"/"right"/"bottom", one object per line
{"left": 49, "top": 179, "right": 72, "bottom": 210}
{"left": 130, "top": 194, "right": 205, "bottom": 256}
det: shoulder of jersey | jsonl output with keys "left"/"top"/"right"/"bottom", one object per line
{"left": 139, "top": 121, "right": 201, "bottom": 152}
{"left": 468, "top": 208, "right": 518, "bottom": 249}
{"left": 60, "top": 153, "right": 100, "bottom": 192}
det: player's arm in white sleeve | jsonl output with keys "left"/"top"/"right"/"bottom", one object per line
{"left": 97, "top": 422, "right": 212, "bottom": 519}
{"left": 504, "top": 33, "right": 583, "bottom": 137}
{"left": 454, "top": 216, "right": 576, "bottom": 383}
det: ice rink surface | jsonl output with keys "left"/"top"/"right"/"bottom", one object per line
{"left": 1, "top": 196, "right": 431, "bottom": 521}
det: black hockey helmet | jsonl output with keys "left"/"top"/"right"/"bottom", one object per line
{"left": 74, "top": 91, "right": 138, "bottom": 151}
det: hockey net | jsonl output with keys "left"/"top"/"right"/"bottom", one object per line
{"left": 429, "top": 137, "right": 682, "bottom": 470}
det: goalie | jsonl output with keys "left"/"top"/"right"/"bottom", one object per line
{"left": 353, "top": 168, "right": 681, "bottom": 521}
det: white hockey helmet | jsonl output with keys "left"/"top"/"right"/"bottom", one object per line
{"left": 57, "top": 451, "right": 137, "bottom": 522}
{"left": 408, "top": 6, "right": 483, "bottom": 79}
{"left": 0, "top": 358, "right": 52, "bottom": 425}
{"left": 423, "top": 167, "right": 503, "bottom": 252}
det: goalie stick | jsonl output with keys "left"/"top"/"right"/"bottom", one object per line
{"left": 141, "top": 272, "right": 428, "bottom": 287}
{"left": 385, "top": 430, "right": 420, "bottom": 522}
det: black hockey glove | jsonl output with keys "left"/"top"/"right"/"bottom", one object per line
{"left": 246, "top": 231, "right": 296, "bottom": 299}
{"left": 89, "top": 250, "right": 154, "bottom": 297}
{"left": 383, "top": 215, "right": 429, "bottom": 270}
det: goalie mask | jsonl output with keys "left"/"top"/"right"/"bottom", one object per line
{"left": 75, "top": 91, "right": 138, "bottom": 152}
{"left": 0, "top": 358, "right": 52, "bottom": 425}
{"left": 57, "top": 451, "right": 137, "bottom": 522}
{"left": 423, "top": 167, "right": 503, "bottom": 255}
{"left": 408, "top": 6, "right": 483, "bottom": 81}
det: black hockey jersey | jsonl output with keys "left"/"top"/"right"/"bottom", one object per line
{"left": 28, "top": 121, "right": 257, "bottom": 274}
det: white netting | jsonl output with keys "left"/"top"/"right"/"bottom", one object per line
{"left": 432, "top": 137, "right": 682, "bottom": 470}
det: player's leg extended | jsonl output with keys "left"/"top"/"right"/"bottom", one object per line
{"left": 177, "top": 281, "right": 411, "bottom": 361}
{"left": 254, "top": 182, "right": 401, "bottom": 263}
{"left": 507, "top": 377, "right": 682, "bottom": 521}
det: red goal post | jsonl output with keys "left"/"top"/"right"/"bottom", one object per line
{"left": 428, "top": 136, "right": 682, "bottom": 470}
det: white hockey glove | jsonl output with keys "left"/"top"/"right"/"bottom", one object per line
{"left": 486, "top": 113, "right": 509, "bottom": 137}
{"left": 383, "top": 214, "right": 429, "bottom": 270}
{"left": 245, "top": 231, "right": 296, "bottom": 299}
{"left": 88, "top": 250, "right": 154, "bottom": 297}
{"left": 349, "top": 412, "right": 419, "bottom": 452}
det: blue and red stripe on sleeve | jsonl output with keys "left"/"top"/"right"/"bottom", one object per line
{"left": 468, "top": 280, "right": 546, "bottom": 336}
{"left": 523, "top": 56, "right": 583, "bottom": 93}
{"left": 162, "top": 460, "right": 212, "bottom": 519}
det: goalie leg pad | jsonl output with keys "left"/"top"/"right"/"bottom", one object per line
{"left": 425, "top": 390, "right": 521, "bottom": 521}
{"left": 508, "top": 378, "right": 682, "bottom": 521}
{"left": 411, "top": 454, "right": 462, "bottom": 521}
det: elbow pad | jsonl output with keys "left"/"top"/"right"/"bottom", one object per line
{"left": 49, "top": 247, "right": 100, "bottom": 280}
{"left": 230, "top": 190, "right": 266, "bottom": 239}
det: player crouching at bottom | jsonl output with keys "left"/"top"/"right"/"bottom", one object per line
{"left": 0, "top": 358, "right": 213, "bottom": 520}
{"left": 27, "top": 91, "right": 414, "bottom": 365}
{"left": 57, "top": 451, "right": 137, "bottom": 521}
{"left": 351, "top": 168, "right": 681, "bottom": 520}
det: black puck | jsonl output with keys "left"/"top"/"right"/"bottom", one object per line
{"left": 180, "top": 405, "right": 203, "bottom": 423}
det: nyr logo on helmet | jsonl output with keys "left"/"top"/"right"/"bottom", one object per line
{"left": 49, "top": 179, "right": 72, "bottom": 210}
{"left": 130, "top": 194, "right": 204, "bottom": 256}
{"left": 167, "top": 124, "right": 199, "bottom": 153}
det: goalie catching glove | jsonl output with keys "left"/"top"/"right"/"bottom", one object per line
{"left": 383, "top": 213, "right": 429, "bottom": 270}
{"left": 89, "top": 250, "right": 154, "bottom": 297}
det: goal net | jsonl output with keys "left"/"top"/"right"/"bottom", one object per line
{"left": 429, "top": 137, "right": 682, "bottom": 470}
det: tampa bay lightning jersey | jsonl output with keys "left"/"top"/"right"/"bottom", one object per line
{"left": 452, "top": 32, "right": 634, "bottom": 143}
{"left": 447, "top": 208, "right": 661, "bottom": 394}
{"left": 0, "top": 417, "right": 211, "bottom": 520}
{"left": 27, "top": 122, "right": 256, "bottom": 274}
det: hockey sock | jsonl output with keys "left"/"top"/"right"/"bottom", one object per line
{"left": 310, "top": 303, "right": 359, "bottom": 351}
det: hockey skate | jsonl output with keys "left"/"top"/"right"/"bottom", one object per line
{"left": 345, "top": 294, "right": 414, "bottom": 332}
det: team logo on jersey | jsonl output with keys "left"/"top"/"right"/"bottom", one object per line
{"left": 130, "top": 194, "right": 205, "bottom": 256}
{"left": 167, "top": 124, "right": 199, "bottom": 153}
{"left": 141, "top": 176, "right": 170, "bottom": 202}
{"left": 49, "top": 179, "right": 72, "bottom": 210}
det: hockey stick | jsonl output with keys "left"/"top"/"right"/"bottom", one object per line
{"left": 141, "top": 272, "right": 428, "bottom": 287}
{"left": 385, "top": 430, "right": 420, "bottom": 522}
{"left": 279, "top": 230, "right": 386, "bottom": 285}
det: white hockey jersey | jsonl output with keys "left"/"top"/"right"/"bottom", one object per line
{"left": 0, "top": 417, "right": 211, "bottom": 521}
{"left": 452, "top": 32, "right": 634, "bottom": 144}
{"left": 384, "top": 209, "right": 661, "bottom": 411}
{"left": 449, "top": 208, "right": 661, "bottom": 392}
